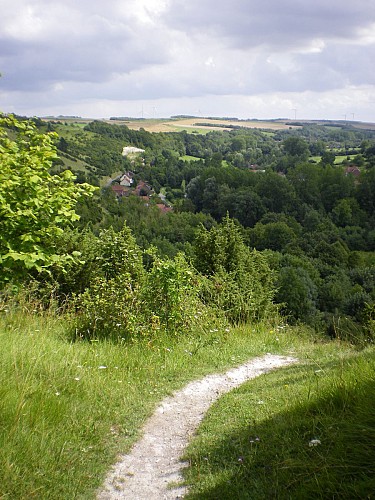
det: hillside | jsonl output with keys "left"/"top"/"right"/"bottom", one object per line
{"left": 0, "top": 113, "right": 374, "bottom": 499}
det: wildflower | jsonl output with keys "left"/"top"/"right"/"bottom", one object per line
{"left": 249, "top": 436, "right": 260, "bottom": 443}
{"left": 309, "top": 439, "right": 321, "bottom": 447}
{"left": 55, "top": 391, "right": 60, "bottom": 396}
{"left": 74, "top": 377, "right": 80, "bottom": 381}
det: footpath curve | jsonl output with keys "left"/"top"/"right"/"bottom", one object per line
{"left": 98, "top": 353, "right": 298, "bottom": 500}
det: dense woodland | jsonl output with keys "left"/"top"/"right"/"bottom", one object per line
{"left": 1, "top": 115, "right": 375, "bottom": 340}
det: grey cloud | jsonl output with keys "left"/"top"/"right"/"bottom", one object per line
{"left": 0, "top": 2, "right": 171, "bottom": 92}
{"left": 163, "top": 0, "right": 375, "bottom": 49}
{"left": 1, "top": 0, "right": 374, "bottom": 121}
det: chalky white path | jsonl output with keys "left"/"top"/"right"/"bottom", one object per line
{"left": 98, "top": 354, "right": 298, "bottom": 500}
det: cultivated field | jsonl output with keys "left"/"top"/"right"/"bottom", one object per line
{"left": 121, "top": 117, "right": 300, "bottom": 133}
{"left": 44, "top": 116, "right": 375, "bottom": 133}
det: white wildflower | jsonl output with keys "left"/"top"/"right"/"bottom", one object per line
{"left": 309, "top": 439, "right": 321, "bottom": 447}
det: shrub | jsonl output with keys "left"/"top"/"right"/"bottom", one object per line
{"left": 194, "top": 215, "right": 276, "bottom": 324}
{"left": 73, "top": 273, "right": 144, "bottom": 341}
{"left": 0, "top": 114, "right": 95, "bottom": 284}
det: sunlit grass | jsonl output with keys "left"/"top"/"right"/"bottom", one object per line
{"left": 1, "top": 308, "right": 370, "bottom": 499}
{"left": 0, "top": 310, "right": 298, "bottom": 499}
{"left": 183, "top": 338, "right": 375, "bottom": 499}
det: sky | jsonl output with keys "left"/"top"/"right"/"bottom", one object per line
{"left": 1, "top": 0, "right": 375, "bottom": 122}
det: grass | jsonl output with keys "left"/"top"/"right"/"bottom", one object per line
{"left": 0, "top": 310, "right": 291, "bottom": 499}
{"left": 180, "top": 155, "right": 202, "bottom": 162}
{"left": 0, "top": 309, "right": 372, "bottom": 499}
{"left": 183, "top": 332, "right": 375, "bottom": 499}
{"left": 309, "top": 155, "right": 356, "bottom": 164}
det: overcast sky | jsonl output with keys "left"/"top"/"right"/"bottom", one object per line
{"left": 1, "top": 0, "right": 375, "bottom": 121}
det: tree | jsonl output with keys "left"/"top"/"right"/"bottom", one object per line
{"left": 282, "top": 136, "right": 309, "bottom": 167}
{"left": 0, "top": 114, "right": 96, "bottom": 283}
{"left": 320, "top": 151, "right": 336, "bottom": 166}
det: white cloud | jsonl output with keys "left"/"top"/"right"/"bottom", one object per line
{"left": 0, "top": 0, "right": 374, "bottom": 121}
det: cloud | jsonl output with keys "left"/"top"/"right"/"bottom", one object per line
{"left": 0, "top": 0, "right": 374, "bottom": 121}
{"left": 0, "top": 0, "right": 171, "bottom": 91}
{"left": 163, "top": 0, "right": 375, "bottom": 50}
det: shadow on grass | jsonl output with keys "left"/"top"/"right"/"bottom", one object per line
{"left": 184, "top": 360, "right": 375, "bottom": 500}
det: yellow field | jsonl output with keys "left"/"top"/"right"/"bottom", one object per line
{"left": 120, "top": 117, "right": 300, "bottom": 133}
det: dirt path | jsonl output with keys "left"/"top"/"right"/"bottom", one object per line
{"left": 97, "top": 354, "right": 298, "bottom": 499}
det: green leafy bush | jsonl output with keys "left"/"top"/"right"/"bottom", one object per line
{"left": 194, "top": 215, "right": 276, "bottom": 323}
{"left": 0, "top": 114, "right": 96, "bottom": 283}
{"left": 72, "top": 232, "right": 225, "bottom": 340}
{"left": 73, "top": 273, "right": 144, "bottom": 340}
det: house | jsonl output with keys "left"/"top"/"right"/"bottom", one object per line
{"left": 345, "top": 166, "right": 361, "bottom": 177}
{"left": 156, "top": 204, "right": 173, "bottom": 213}
{"left": 122, "top": 146, "right": 145, "bottom": 156}
{"left": 135, "top": 181, "right": 153, "bottom": 196}
{"left": 111, "top": 185, "right": 130, "bottom": 197}
{"left": 119, "top": 172, "right": 134, "bottom": 187}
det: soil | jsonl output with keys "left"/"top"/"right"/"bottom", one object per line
{"left": 97, "top": 353, "right": 298, "bottom": 499}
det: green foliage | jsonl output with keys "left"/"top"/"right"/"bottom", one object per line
{"left": 276, "top": 266, "right": 319, "bottom": 323}
{"left": 0, "top": 115, "right": 96, "bottom": 283}
{"left": 72, "top": 227, "right": 224, "bottom": 340}
{"left": 71, "top": 224, "right": 146, "bottom": 340}
{"left": 248, "top": 221, "right": 298, "bottom": 252}
{"left": 194, "top": 215, "right": 276, "bottom": 323}
{"left": 142, "top": 252, "right": 220, "bottom": 335}
{"left": 73, "top": 273, "right": 144, "bottom": 340}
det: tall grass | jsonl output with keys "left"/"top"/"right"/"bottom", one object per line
{"left": 0, "top": 304, "right": 371, "bottom": 499}
{"left": 0, "top": 309, "right": 293, "bottom": 499}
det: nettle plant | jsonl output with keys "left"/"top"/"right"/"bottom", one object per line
{"left": 0, "top": 114, "right": 96, "bottom": 283}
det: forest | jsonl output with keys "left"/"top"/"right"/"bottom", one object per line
{"left": 28, "top": 115, "right": 375, "bottom": 340}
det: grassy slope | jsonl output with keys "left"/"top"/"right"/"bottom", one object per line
{"left": 0, "top": 311, "right": 287, "bottom": 499}
{"left": 0, "top": 310, "right": 373, "bottom": 499}
{"left": 184, "top": 343, "right": 375, "bottom": 499}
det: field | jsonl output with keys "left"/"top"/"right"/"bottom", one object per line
{"left": 111, "top": 117, "right": 301, "bottom": 133}
{"left": 44, "top": 116, "right": 375, "bottom": 134}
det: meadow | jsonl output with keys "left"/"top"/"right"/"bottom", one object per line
{"left": 1, "top": 304, "right": 373, "bottom": 499}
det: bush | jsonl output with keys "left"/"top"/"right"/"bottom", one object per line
{"left": 72, "top": 244, "right": 225, "bottom": 341}
{"left": 73, "top": 273, "right": 144, "bottom": 341}
{"left": 194, "top": 215, "right": 276, "bottom": 324}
